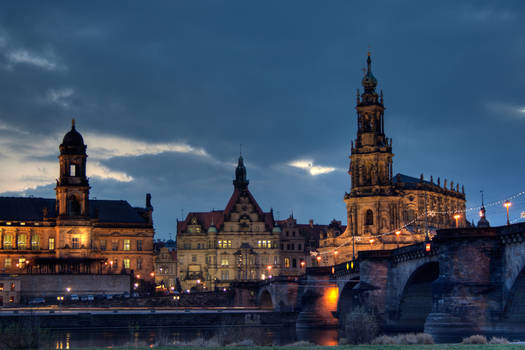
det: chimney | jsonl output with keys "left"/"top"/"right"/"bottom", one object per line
{"left": 309, "top": 219, "right": 314, "bottom": 228}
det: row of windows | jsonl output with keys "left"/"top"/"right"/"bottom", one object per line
{"left": 281, "top": 243, "right": 302, "bottom": 251}
{"left": 2, "top": 235, "right": 54, "bottom": 250}
{"left": 181, "top": 240, "right": 277, "bottom": 250}
{"left": 184, "top": 255, "right": 280, "bottom": 266}
{"left": 257, "top": 240, "right": 275, "bottom": 249}
{"left": 217, "top": 240, "right": 232, "bottom": 248}
{"left": 0, "top": 282, "right": 16, "bottom": 292}
{"left": 107, "top": 257, "right": 143, "bottom": 270}
{"left": 99, "top": 239, "right": 143, "bottom": 251}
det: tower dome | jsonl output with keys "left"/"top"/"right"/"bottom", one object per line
{"left": 60, "top": 119, "right": 86, "bottom": 155}
{"left": 361, "top": 53, "right": 378, "bottom": 92}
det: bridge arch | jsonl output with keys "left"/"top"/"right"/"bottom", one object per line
{"left": 503, "top": 264, "right": 525, "bottom": 325}
{"left": 336, "top": 279, "right": 359, "bottom": 329}
{"left": 257, "top": 287, "right": 275, "bottom": 310}
{"left": 396, "top": 261, "right": 439, "bottom": 331}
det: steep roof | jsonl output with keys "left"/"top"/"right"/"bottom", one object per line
{"left": 178, "top": 188, "right": 274, "bottom": 233}
{"left": 0, "top": 197, "right": 149, "bottom": 224}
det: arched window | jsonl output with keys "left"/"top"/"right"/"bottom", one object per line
{"left": 67, "top": 195, "right": 81, "bottom": 216}
{"left": 365, "top": 209, "right": 374, "bottom": 226}
{"left": 31, "top": 235, "right": 40, "bottom": 250}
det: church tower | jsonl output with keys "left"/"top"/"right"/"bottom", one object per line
{"left": 233, "top": 155, "right": 249, "bottom": 191}
{"left": 349, "top": 52, "right": 393, "bottom": 196}
{"left": 56, "top": 120, "right": 90, "bottom": 218}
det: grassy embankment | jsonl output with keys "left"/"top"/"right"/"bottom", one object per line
{"left": 75, "top": 345, "right": 525, "bottom": 350}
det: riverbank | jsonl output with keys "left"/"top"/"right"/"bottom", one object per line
{"left": 69, "top": 345, "right": 525, "bottom": 350}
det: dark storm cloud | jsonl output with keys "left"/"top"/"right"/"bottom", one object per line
{"left": 0, "top": 1, "right": 524, "bottom": 237}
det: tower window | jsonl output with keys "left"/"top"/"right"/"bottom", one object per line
{"left": 67, "top": 195, "right": 81, "bottom": 216}
{"left": 72, "top": 237, "right": 80, "bottom": 249}
{"left": 365, "top": 209, "right": 374, "bottom": 226}
{"left": 70, "top": 164, "right": 77, "bottom": 176}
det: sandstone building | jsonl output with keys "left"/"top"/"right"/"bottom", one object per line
{"left": 318, "top": 54, "right": 467, "bottom": 264}
{"left": 177, "top": 156, "right": 281, "bottom": 291}
{"left": 0, "top": 121, "right": 155, "bottom": 283}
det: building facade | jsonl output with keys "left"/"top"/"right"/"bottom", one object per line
{"left": 318, "top": 54, "right": 467, "bottom": 263}
{"left": 177, "top": 156, "right": 280, "bottom": 291}
{"left": 154, "top": 247, "right": 178, "bottom": 292}
{"left": 0, "top": 121, "right": 155, "bottom": 282}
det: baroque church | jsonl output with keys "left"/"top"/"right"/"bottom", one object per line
{"left": 318, "top": 53, "right": 467, "bottom": 264}
{"left": 0, "top": 121, "right": 155, "bottom": 281}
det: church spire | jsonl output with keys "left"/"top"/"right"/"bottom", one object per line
{"left": 477, "top": 190, "right": 490, "bottom": 228}
{"left": 233, "top": 155, "right": 249, "bottom": 190}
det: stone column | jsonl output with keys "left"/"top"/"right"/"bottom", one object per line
{"left": 425, "top": 233, "right": 503, "bottom": 342}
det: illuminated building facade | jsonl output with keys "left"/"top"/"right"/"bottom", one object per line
{"left": 0, "top": 121, "right": 155, "bottom": 281}
{"left": 319, "top": 54, "right": 467, "bottom": 264}
{"left": 176, "top": 156, "right": 280, "bottom": 291}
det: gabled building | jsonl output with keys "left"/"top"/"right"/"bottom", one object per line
{"left": 176, "top": 156, "right": 279, "bottom": 291}
{"left": 0, "top": 121, "right": 155, "bottom": 282}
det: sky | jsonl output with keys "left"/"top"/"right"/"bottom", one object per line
{"left": 0, "top": 1, "right": 524, "bottom": 239}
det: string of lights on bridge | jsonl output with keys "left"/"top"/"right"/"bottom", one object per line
{"left": 311, "top": 190, "right": 525, "bottom": 257}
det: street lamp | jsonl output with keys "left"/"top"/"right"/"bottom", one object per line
{"left": 395, "top": 230, "right": 401, "bottom": 249}
{"left": 453, "top": 213, "right": 461, "bottom": 228}
{"left": 369, "top": 238, "right": 375, "bottom": 245}
{"left": 504, "top": 200, "right": 511, "bottom": 225}
{"left": 300, "top": 260, "right": 305, "bottom": 268}
{"left": 316, "top": 256, "right": 321, "bottom": 265}
{"left": 267, "top": 265, "right": 272, "bottom": 278}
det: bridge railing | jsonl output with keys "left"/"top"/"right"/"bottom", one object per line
{"left": 332, "top": 259, "right": 359, "bottom": 277}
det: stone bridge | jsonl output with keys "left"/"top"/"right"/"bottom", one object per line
{"left": 255, "top": 223, "right": 525, "bottom": 341}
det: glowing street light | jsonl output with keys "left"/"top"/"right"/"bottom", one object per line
{"left": 300, "top": 260, "right": 305, "bottom": 268}
{"left": 66, "top": 287, "right": 71, "bottom": 293}
{"left": 395, "top": 230, "right": 401, "bottom": 249}
{"left": 369, "top": 238, "right": 375, "bottom": 245}
{"left": 453, "top": 213, "right": 461, "bottom": 228}
{"left": 504, "top": 200, "right": 512, "bottom": 225}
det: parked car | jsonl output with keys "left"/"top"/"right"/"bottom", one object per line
{"left": 70, "top": 294, "right": 79, "bottom": 301}
{"left": 123, "top": 292, "right": 130, "bottom": 299}
{"left": 80, "top": 295, "right": 88, "bottom": 302}
{"left": 29, "top": 297, "right": 45, "bottom": 305}
{"left": 94, "top": 294, "right": 105, "bottom": 301}
{"left": 105, "top": 294, "right": 113, "bottom": 300}
{"left": 131, "top": 292, "right": 139, "bottom": 298}
{"left": 87, "top": 295, "right": 94, "bottom": 302}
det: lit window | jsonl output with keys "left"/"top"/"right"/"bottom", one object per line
{"left": 284, "top": 258, "right": 290, "bottom": 268}
{"left": 5, "top": 258, "right": 11, "bottom": 268}
{"left": 10, "top": 283, "right": 15, "bottom": 291}
{"left": 257, "top": 240, "right": 262, "bottom": 248}
{"left": 9, "top": 296, "right": 14, "bottom": 303}
{"left": 18, "top": 258, "right": 26, "bottom": 267}
{"left": 49, "top": 237, "right": 55, "bottom": 250}
{"left": 0, "top": 283, "right": 3, "bottom": 291}
{"left": 123, "top": 239, "right": 131, "bottom": 251}
{"left": 31, "top": 235, "right": 40, "bottom": 250}
{"left": 17, "top": 234, "right": 27, "bottom": 250}
{"left": 3, "top": 234, "right": 13, "bottom": 249}
{"left": 221, "top": 257, "right": 229, "bottom": 266}
{"left": 72, "top": 237, "right": 80, "bottom": 249}
{"left": 123, "top": 259, "right": 130, "bottom": 269}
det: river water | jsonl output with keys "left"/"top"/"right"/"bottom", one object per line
{"left": 48, "top": 326, "right": 339, "bottom": 348}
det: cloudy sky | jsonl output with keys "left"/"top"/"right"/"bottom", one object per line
{"left": 0, "top": 1, "right": 524, "bottom": 239}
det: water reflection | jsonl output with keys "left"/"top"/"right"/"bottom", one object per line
{"left": 48, "top": 326, "right": 340, "bottom": 348}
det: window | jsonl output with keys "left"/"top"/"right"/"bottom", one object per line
{"left": 123, "top": 258, "right": 130, "bottom": 269}
{"left": 197, "top": 243, "right": 201, "bottom": 249}
{"left": 218, "top": 240, "right": 232, "bottom": 248}
{"left": 257, "top": 240, "right": 271, "bottom": 249}
{"left": 113, "top": 259, "right": 118, "bottom": 269}
{"left": 137, "top": 240, "right": 143, "bottom": 251}
{"left": 123, "top": 239, "right": 131, "bottom": 251}
{"left": 298, "top": 244, "right": 302, "bottom": 251}
{"left": 192, "top": 255, "right": 197, "bottom": 262}
{"left": 284, "top": 258, "right": 290, "bottom": 268}
{"left": 70, "top": 164, "right": 77, "bottom": 176}
{"left": 183, "top": 242, "right": 191, "bottom": 249}
{"left": 274, "top": 256, "right": 278, "bottom": 265}
{"left": 292, "top": 258, "right": 297, "bottom": 268}
{"left": 221, "top": 257, "right": 229, "bottom": 266}
{"left": 137, "top": 257, "right": 142, "bottom": 270}
{"left": 261, "top": 255, "right": 267, "bottom": 265}
{"left": 72, "top": 237, "right": 80, "bottom": 249}
{"left": 365, "top": 209, "right": 374, "bottom": 226}
{"left": 0, "top": 283, "right": 3, "bottom": 291}
{"left": 17, "top": 234, "right": 27, "bottom": 250}
{"left": 112, "top": 241, "right": 118, "bottom": 251}
{"left": 100, "top": 239, "right": 106, "bottom": 251}
{"left": 292, "top": 231, "right": 296, "bottom": 237}
{"left": 3, "top": 233, "right": 13, "bottom": 249}
{"left": 291, "top": 244, "right": 295, "bottom": 250}
{"left": 18, "top": 258, "right": 25, "bottom": 267}
{"left": 5, "top": 258, "right": 11, "bottom": 268}
{"left": 221, "top": 270, "right": 229, "bottom": 280}
{"left": 31, "top": 235, "right": 40, "bottom": 250}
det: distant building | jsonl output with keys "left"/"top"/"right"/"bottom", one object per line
{"left": 319, "top": 53, "right": 467, "bottom": 263}
{"left": 154, "top": 247, "right": 178, "bottom": 292}
{"left": 0, "top": 121, "right": 155, "bottom": 283}
{"left": 0, "top": 275, "right": 20, "bottom": 305}
{"left": 176, "top": 156, "right": 280, "bottom": 291}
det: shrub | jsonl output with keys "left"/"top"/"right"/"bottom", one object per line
{"left": 372, "top": 333, "right": 433, "bottom": 345}
{"left": 226, "top": 339, "right": 255, "bottom": 347}
{"left": 287, "top": 340, "right": 314, "bottom": 346}
{"left": 462, "top": 334, "right": 488, "bottom": 344}
{"left": 173, "top": 337, "right": 221, "bottom": 347}
{"left": 0, "top": 318, "right": 49, "bottom": 350}
{"left": 344, "top": 307, "right": 379, "bottom": 344}
{"left": 371, "top": 335, "right": 397, "bottom": 345}
{"left": 489, "top": 337, "right": 510, "bottom": 344}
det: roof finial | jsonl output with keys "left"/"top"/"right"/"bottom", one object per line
{"left": 72, "top": 118, "right": 76, "bottom": 129}
{"left": 239, "top": 143, "right": 242, "bottom": 157}
{"left": 480, "top": 190, "right": 484, "bottom": 206}
{"left": 367, "top": 46, "right": 372, "bottom": 73}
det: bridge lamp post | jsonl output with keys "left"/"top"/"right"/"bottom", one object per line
{"left": 395, "top": 230, "right": 401, "bottom": 249}
{"left": 316, "top": 256, "right": 321, "bottom": 266}
{"left": 504, "top": 200, "right": 511, "bottom": 225}
{"left": 267, "top": 265, "right": 272, "bottom": 278}
{"left": 333, "top": 250, "right": 338, "bottom": 264}
{"left": 453, "top": 214, "right": 461, "bottom": 228}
